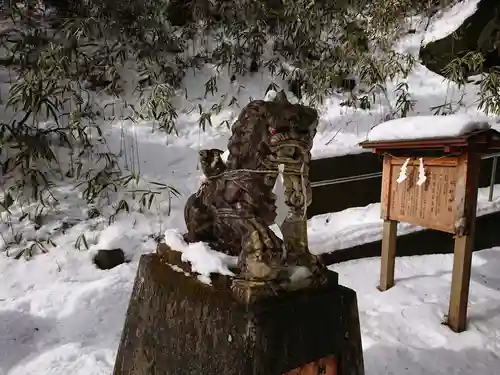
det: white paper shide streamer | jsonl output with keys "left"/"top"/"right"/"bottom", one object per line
{"left": 417, "top": 157, "right": 427, "bottom": 186}
{"left": 397, "top": 158, "right": 410, "bottom": 184}
{"left": 273, "top": 163, "right": 288, "bottom": 227}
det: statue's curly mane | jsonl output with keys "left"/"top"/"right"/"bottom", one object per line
{"left": 225, "top": 98, "right": 319, "bottom": 172}
{"left": 225, "top": 100, "right": 274, "bottom": 171}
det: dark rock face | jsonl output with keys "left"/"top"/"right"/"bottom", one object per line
{"left": 93, "top": 249, "right": 126, "bottom": 270}
{"left": 420, "top": 0, "right": 500, "bottom": 76}
{"left": 112, "top": 253, "right": 365, "bottom": 375}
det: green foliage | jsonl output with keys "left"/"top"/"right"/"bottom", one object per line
{"left": 0, "top": 1, "right": 185, "bottom": 255}
{"left": 394, "top": 82, "right": 415, "bottom": 118}
{"left": 0, "top": 0, "right": 498, "bottom": 255}
{"left": 442, "top": 51, "right": 500, "bottom": 115}
{"left": 478, "top": 69, "right": 500, "bottom": 115}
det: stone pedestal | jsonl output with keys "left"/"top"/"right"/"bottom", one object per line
{"left": 112, "top": 253, "right": 365, "bottom": 375}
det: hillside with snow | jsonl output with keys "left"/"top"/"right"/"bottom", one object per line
{"left": 1, "top": 1, "right": 500, "bottom": 374}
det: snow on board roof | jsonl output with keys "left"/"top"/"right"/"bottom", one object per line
{"left": 366, "top": 115, "right": 491, "bottom": 142}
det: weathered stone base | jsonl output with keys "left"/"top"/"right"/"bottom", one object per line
{"left": 112, "top": 253, "right": 365, "bottom": 375}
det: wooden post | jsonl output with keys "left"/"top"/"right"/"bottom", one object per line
{"left": 378, "top": 220, "right": 398, "bottom": 291}
{"left": 447, "top": 152, "right": 480, "bottom": 332}
{"left": 488, "top": 155, "right": 498, "bottom": 201}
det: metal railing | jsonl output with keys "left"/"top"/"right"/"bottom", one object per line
{"left": 310, "top": 171, "right": 382, "bottom": 188}
{"left": 311, "top": 152, "right": 500, "bottom": 202}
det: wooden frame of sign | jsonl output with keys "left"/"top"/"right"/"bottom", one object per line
{"left": 283, "top": 355, "right": 337, "bottom": 375}
{"left": 360, "top": 128, "right": 500, "bottom": 333}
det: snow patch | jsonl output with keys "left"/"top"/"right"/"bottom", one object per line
{"left": 264, "top": 89, "right": 278, "bottom": 102}
{"left": 422, "top": 0, "right": 482, "bottom": 46}
{"left": 367, "top": 115, "right": 491, "bottom": 142}
{"left": 163, "top": 229, "right": 238, "bottom": 284}
{"left": 89, "top": 212, "right": 153, "bottom": 258}
{"left": 221, "top": 148, "right": 230, "bottom": 163}
{"left": 289, "top": 266, "right": 312, "bottom": 284}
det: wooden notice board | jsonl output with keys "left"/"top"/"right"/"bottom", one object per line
{"left": 381, "top": 156, "right": 466, "bottom": 234}
{"left": 284, "top": 355, "right": 337, "bottom": 375}
{"left": 359, "top": 127, "right": 500, "bottom": 333}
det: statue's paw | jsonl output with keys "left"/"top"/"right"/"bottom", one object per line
{"left": 241, "top": 254, "right": 283, "bottom": 281}
{"left": 285, "top": 251, "right": 312, "bottom": 267}
{"left": 286, "top": 252, "right": 328, "bottom": 277}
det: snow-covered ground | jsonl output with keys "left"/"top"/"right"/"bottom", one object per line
{"left": 333, "top": 247, "right": 500, "bottom": 375}
{"left": 2, "top": 0, "right": 500, "bottom": 374}
{"left": 2, "top": 242, "right": 500, "bottom": 375}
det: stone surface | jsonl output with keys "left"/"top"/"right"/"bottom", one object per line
{"left": 420, "top": 0, "right": 500, "bottom": 75}
{"left": 93, "top": 249, "right": 126, "bottom": 270}
{"left": 112, "top": 253, "right": 365, "bottom": 375}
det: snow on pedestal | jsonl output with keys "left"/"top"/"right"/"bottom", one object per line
{"left": 163, "top": 229, "right": 237, "bottom": 285}
{"left": 367, "top": 115, "right": 491, "bottom": 142}
{"left": 162, "top": 229, "right": 317, "bottom": 288}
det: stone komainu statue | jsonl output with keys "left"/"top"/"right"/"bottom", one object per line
{"left": 184, "top": 91, "right": 328, "bottom": 284}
